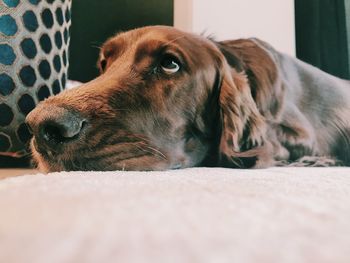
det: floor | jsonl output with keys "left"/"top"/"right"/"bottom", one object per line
{"left": 0, "top": 169, "right": 38, "bottom": 179}
{"left": 1, "top": 167, "right": 350, "bottom": 263}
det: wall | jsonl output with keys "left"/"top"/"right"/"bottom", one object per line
{"left": 69, "top": 0, "right": 173, "bottom": 82}
{"left": 174, "top": 0, "right": 295, "bottom": 56}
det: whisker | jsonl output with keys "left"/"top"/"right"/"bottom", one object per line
{"left": 133, "top": 134, "right": 152, "bottom": 144}
{"left": 90, "top": 41, "right": 103, "bottom": 50}
{"left": 144, "top": 145, "right": 167, "bottom": 160}
{"left": 127, "top": 134, "right": 168, "bottom": 160}
{"left": 132, "top": 142, "right": 167, "bottom": 161}
{"left": 132, "top": 143, "right": 157, "bottom": 158}
{"left": 91, "top": 45, "right": 102, "bottom": 50}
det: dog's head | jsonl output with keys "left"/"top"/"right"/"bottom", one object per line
{"left": 26, "top": 26, "right": 267, "bottom": 172}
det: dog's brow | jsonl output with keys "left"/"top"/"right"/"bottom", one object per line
{"left": 161, "top": 35, "right": 186, "bottom": 47}
{"left": 134, "top": 36, "right": 187, "bottom": 65}
{"left": 134, "top": 40, "right": 167, "bottom": 64}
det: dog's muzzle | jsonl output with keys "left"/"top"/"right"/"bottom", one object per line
{"left": 26, "top": 106, "right": 87, "bottom": 153}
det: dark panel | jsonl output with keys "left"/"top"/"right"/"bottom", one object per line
{"left": 69, "top": 0, "right": 174, "bottom": 82}
{"left": 295, "top": 0, "right": 349, "bottom": 79}
{"left": 0, "top": 156, "right": 31, "bottom": 168}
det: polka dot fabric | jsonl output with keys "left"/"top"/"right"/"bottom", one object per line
{"left": 0, "top": 0, "right": 71, "bottom": 156}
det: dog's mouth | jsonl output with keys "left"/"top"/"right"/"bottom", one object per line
{"left": 30, "top": 135, "right": 172, "bottom": 172}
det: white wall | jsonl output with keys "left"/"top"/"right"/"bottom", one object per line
{"left": 174, "top": 0, "right": 295, "bottom": 56}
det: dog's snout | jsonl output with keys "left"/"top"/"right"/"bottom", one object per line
{"left": 41, "top": 117, "right": 86, "bottom": 145}
{"left": 26, "top": 105, "right": 87, "bottom": 149}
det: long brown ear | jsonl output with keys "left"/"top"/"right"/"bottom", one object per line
{"left": 218, "top": 62, "right": 271, "bottom": 168}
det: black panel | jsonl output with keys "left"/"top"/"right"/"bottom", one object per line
{"left": 0, "top": 156, "right": 31, "bottom": 168}
{"left": 69, "top": 0, "right": 174, "bottom": 82}
{"left": 295, "top": 0, "right": 349, "bottom": 79}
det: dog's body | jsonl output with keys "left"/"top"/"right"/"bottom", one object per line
{"left": 230, "top": 38, "right": 350, "bottom": 167}
{"left": 26, "top": 26, "right": 350, "bottom": 172}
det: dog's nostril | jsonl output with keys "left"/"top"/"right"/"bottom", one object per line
{"left": 41, "top": 119, "right": 87, "bottom": 145}
{"left": 43, "top": 124, "right": 66, "bottom": 144}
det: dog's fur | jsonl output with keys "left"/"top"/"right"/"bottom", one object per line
{"left": 26, "top": 26, "right": 350, "bottom": 172}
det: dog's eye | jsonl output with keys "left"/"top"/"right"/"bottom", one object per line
{"left": 160, "top": 55, "right": 180, "bottom": 74}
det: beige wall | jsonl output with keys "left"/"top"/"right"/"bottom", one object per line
{"left": 174, "top": 0, "right": 295, "bottom": 56}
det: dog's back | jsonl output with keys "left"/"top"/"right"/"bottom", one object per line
{"left": 222, "top": 38, "right": 350, "bottom": 165}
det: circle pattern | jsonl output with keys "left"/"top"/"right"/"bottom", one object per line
{"left": 29, "top": 0, "right": 41, "bottom": 5}
{"left": 0, "top": 133, "right": 11, "bottom": 152}
{"left": 20, "top": 38, "right": 38, "bottom": 59}
{"left": 0, "top": 15, "right": 18, "bottom": 36}
{"left": 17, "top": 123, "right": 31, "bottom": 144}
{"left": 65, "top": 7, "right": 71, "bottom": 22}
{"left": 0, "top": 0, "right": 72, "bottom": 154}
{"left": 0, "top": 44, "right": 16, "bottom": 65}
{"left": 39, "top": 33, "right": 52, "bottom": 53}
{"left": 52, "top": 79, "right": 61, "bottom": 95}
{"left": 3, "top": 0, "right": 20, "bottom": 8}
{"left": 39, "top": 60, "right": 51, "bottom": 79}
{"left": 61, "top": 73, "right": 66, "bottom": 89}
{"left": 41, "top": 8, "right": 54, "bottom": 29}
{"left": 18, "top": 94, "right": 36, "bottom": 115}
{"left": 22, "top": 10, "right": 39, "bottom": 32}
{"left": 19, "top": 65, "right": 37, "bottom": 87}
{"left": 54, "top": 31, "right": 62, "bottom": 48}
{"left": 53, "top": 55, "right": 61, "bottom": 72}
{"left": 0, "top": 103, "right": 14, "bottom": 126}
{"left": 0, "top": 73, "right": 15, "bottom": 96}
{"left": 63, "top": 27, "right": 68, "bottom": 44}
{"left": 55, "top": 8, "right": 64, "bottom": 26}
{"left": 37, "top": 85, "right": 51, "bottom": 101}
{"left": 62, "top": 49, "right": 67, "bottom": 66}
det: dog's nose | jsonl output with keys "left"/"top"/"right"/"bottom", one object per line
{"left": 26, "top": 105, "right": 87, "bottom": 149}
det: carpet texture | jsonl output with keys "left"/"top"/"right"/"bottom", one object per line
{"left": 0, "top": 167, "right": 350, "bottom": 263}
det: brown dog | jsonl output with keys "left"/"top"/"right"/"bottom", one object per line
{"left": 26, "top": 26, "right": 350, "bottom": 172}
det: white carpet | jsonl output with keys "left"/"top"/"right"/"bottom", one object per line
{"left": 0, "top": 167, "right": 350, "bottom": 263}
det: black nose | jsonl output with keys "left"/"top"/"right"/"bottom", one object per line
{"left": 26, "top": 105, "right": 87, "bottom": 150}
{"left": 41, "top": 117, "right": 86, "bottom": 145}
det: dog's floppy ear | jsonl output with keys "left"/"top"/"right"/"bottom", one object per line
{"left": 216, "top": 60, "right": 271, "bottom": 168}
